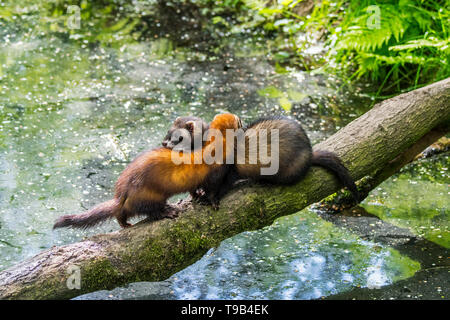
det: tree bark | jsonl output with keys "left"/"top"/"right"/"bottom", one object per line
{"left": 0, "top": 78, "right": 449, "bottom": 300}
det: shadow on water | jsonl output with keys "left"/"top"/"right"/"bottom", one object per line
{"left": 319, "top": 206, "right": 449, "bottom": 299}
{"left": 323, "top": 151, "right": 450, "bottom": 299}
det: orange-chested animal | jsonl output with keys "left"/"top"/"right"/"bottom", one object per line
{"left": 53, "top": 113, "right": 242, "bottom": 229}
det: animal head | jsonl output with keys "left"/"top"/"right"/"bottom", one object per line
{"left": 210, "top": 113, "right": 243, "bottom": 132}
{"left": 162, "top": 116, "right": 209, "bottom": 150}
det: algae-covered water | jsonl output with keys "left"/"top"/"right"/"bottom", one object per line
{"left": 0, "top": 1, "right": 448, "bottom": 299}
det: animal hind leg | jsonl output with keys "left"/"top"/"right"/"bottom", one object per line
{"left": 132, "top": 200, "right": 177, "bottom": 221}
{"left": 116, "top": 209, "right": 133, "bottom": 228}
{"left": 200, "top": 165, "right": 234, "bottom": 210}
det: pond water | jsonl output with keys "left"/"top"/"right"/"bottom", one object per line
{"left": 0, "top": 1, "right": 448, "bottom": 299}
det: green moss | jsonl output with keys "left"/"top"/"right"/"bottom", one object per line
{"left": 81, "top": 259, "right": 124, "bottom": 293}
{"left": 316, "top": 175, "right": 372, "bottom": 212}
{"left": 12, "top": 277, "right": 63, "bottom": 300}
{"left": 116, "top": 220, "right": 217, "bottom": 283}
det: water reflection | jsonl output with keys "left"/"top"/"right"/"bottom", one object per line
{"left": 362, "top": 153, "right": 449, "bottom": 248}
{"left": 167, "top": 211, "right": 419, "bottom": 300}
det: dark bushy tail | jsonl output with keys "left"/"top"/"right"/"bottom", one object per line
{"left": 311, "top": 150, "right": 359, "bottom": 201}
{"left": 53, "top": 199, "right": 119, "bottom": 229}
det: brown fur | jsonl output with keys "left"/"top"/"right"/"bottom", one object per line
{"left": 53, "top": 113, "right": 241, "bottom": 229}
{"left": 235, "top": 117, "right": 312, "bottom": 184}
{"left": 212, "top": 116, "right": 358, "bottom": 201}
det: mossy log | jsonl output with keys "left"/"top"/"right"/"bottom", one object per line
{"left": 0, "top": 78, "right": 449, "bottom": 300}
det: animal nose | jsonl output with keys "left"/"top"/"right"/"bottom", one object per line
{"left": 162, "top": 141, "right": 167, "bottom": 147}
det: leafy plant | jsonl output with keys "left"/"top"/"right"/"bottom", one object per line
{"left": 332, "top": 1, "right": 449, "bottom": 96}
{"left": 210, "top": 0, "right": 450, "bottom": 97}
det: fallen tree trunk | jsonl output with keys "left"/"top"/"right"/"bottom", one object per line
{"left": 0, "top": 78, "right": 449, "bottom": 300}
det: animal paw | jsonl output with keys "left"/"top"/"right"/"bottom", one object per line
{"left": 165, "top": 210, "right": 179, "bottom": 219}
{"left": 119, "top": 222, "right": 133, "bottom": 228}
{"left": 163, "top": 205, "right": 179, "bottom": 219}
{"left": 210, "top": 199, "right": 220, "bottom": 211}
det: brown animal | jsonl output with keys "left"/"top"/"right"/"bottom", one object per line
{"left": 53, "top": 113, "right": 242, "bottom": 229}
{"left": 164, "top": 115, "right": 359, "bottom": 202}
{"left": 230, "top": 116, "right": 359, "bottom": 200}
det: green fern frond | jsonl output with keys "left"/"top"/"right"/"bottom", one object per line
{"left": 360, "top": 52, "right": 429, "bottom": 65}
{"left": 336, "top": 4, "right": 408, "bottom": 52}
{"left": 389, "top": 38, "right": 450, "bottom": 51}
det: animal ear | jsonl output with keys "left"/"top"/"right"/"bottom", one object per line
{"left": 185, "top": 121, "right": 195, "bottom": 132}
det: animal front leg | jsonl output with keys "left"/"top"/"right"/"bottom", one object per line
{"left": 201, "top": 166, "right": 233, "bottom": 210}
{"left": 190, "top": 189, "right": 205, "bottom": 202}
{"left": 162, "top": 204, "right": 179, "bottom": 219}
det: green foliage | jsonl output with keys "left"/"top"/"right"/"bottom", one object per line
{"left": 332, "top": 1, "right": 449, "bottom": 95}
{"left": 0, "top": 0, "right": 142, "bottom": 47}
{"left": 2, "top": 0, "right": 448, "bottom": 96}
{"left": 209, "top": 0, "right": 450, "bottom": 96}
